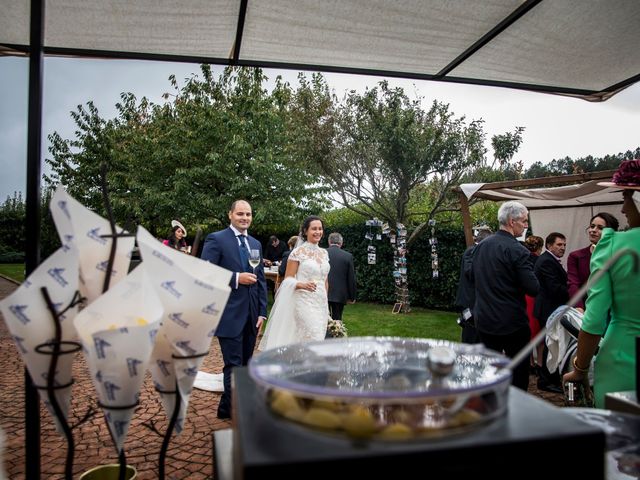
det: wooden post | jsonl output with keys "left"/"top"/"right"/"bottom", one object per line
{"left": 459, "top": 191, "right": 474, "bottom": 247}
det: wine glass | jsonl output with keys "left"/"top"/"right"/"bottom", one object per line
{"left": 248, "top": 249, "right": 261, "bottom": 274}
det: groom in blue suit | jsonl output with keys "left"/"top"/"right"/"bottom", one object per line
{"left": 201, "top": 200, "right": 267, "bottom": 419}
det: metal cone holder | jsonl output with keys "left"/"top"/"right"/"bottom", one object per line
{"left": 35, "top": 287, "right": 88, "bottom": 480}
{"left": 143, "top": 349, "right": 209, "bottom": 479}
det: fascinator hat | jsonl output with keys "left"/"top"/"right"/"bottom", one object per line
{"left": 171, "top": 220, "right": 187, "bottom": 237}
{"left": 597, "top": 159, "right": 640, "bottom": 191}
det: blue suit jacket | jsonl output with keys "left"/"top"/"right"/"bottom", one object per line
{"left": 201, "top": 227, "right": 267, "bottom": 338}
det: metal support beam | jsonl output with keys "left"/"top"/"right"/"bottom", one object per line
{"left": 25, "top": 0, "right": 45, "bottom": 477}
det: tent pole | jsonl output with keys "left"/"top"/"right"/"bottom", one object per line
{"left": 25, "top": 0, "right": 46, "bottom": 478}
{"left": 459, "top": 191, "right": 474, "bottom": 247}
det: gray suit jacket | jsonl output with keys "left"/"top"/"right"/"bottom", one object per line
{"left": 327, "top": 245, "right": 356, "bottom": 304}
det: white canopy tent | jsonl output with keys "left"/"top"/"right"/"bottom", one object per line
{"left": 457, "top": 170, "right": 626, "bottom": 267}
{"left": 3, "top": 2, "right": 640, "bottom": 477}
{"left": 2, "top": 0, "right": 640, "bottom": 100}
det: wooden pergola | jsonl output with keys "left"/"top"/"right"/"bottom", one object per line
{"left": 455, "top": 169, "right": 618, "bottom": 247}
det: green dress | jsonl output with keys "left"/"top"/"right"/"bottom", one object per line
{"left": 582, "top": 227, "right": 640, "bottom": 407}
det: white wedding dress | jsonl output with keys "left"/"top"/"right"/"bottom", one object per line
{"left": 259, "top": 242, "right": 330, "bottom": 351}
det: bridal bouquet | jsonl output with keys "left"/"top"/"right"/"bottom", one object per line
{"left": 326, "top": 317, "right": 348, "bottom": 338}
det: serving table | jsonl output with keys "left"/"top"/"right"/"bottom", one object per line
{"left": 214, "top": 367, "right": 606, "bottom": 479}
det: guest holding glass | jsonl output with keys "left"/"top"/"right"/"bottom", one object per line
{"left": 566, "top": 212, "right": 619, "bottom": 311}
{"left": 201, "top": 200, "right": 267, "bottom": 419}
{"left": 563, "top": 159, "right": 640, "bottom": 407}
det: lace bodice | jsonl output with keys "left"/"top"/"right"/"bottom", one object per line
{"left": 259, "top": 242, "right": 330, "bottom": 351}
{"left": 289, "top": 242, "right": 330, "bottom": 282}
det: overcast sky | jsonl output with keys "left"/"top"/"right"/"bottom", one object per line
{"left": 2, "top": 55, "right": 640, "bottom": 202}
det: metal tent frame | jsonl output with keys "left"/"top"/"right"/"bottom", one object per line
{"left": 11, "top": 0, "right": 640, "bottom": 477}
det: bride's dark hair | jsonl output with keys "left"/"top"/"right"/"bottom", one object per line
{"left": 299, "top": 215, "right": 324, "bottom": 241}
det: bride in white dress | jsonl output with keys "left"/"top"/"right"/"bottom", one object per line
{"left": 259, "top": 216, "right": 330, "bottom": 351}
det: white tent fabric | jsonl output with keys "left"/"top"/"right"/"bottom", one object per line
{"left": 2, "top": 0, "right": 640, "bottom": 100}
{"left": 460, "top": 179, "right": 626, "bottom": 267}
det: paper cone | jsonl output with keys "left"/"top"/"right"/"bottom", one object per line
{"left": 0, "top": 247, "right": 80, "bottom": 433}
{"left": 50, "top": 186, "right": 135, "bottom": 304}
{"left": 137, "top": 226, "right": 231, "bottom": 433}
{"left": 74, "top": 266, "right": 162, "bottom": 452}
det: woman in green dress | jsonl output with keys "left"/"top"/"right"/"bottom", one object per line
{"left": 563, "top": 159, "right": 640, "bottom": 407}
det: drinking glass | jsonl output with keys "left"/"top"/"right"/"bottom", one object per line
{"left": 248, "top": 249, "right": 261, "bottom": 273}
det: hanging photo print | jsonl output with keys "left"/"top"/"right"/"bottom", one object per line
{"left": 429, "top": 218, "right": 439, "bottom": 278}
{"left": 367, "top": 245, "right": 377, "bottom": 264}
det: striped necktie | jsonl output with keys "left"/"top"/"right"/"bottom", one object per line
{"left": 237, "top": 234, "right": 250, "bottom": 271}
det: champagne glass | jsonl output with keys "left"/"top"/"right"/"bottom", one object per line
{"left": 248, "top": 249, "right": 261, "bottom": 274}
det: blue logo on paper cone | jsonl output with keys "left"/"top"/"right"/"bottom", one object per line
{"left": 57, "top": 200, "right": 71, "bottom": 219}
{"left": 160, "top": 281, "right": 181, "bottom": 298}
{"left": 13, "top": 335, "right": 27, "bottom": 353}
{"left": 175, "top": 340, "right": 196, "bottom": 356}
{"left": 183, "top": 366, "right": 198, "bottom": 377}
{"left": 94, "top": 337, "right": 112, "bottom": 359}
{"left": 194, "top": 279, "right": 213, "bottom": 290}
{"left": 168, "top": 312, "right": 189, "bottom": 328}
{"left": 96, "top": 261, "right": 117, "bottom": 276}
{"left": 9, "top": 305, "right": 30, "bottom": 324}
{"left": 156, "top": 359, "right": 171, "bottom": 377}
{"left": 202, "top": 303, "right": 220, "bottom": 316}
{"left": 127, "top": 358, "right": 143, "bottom": 377}
{"left": 103, "top": 381, "right": 121, "bottom": 401}
{"left": 87, "top": 227, "right": 108, "bottom": 245}
{"left": 47, "top": 268, "right": 68, "bottom": 287}
{"left": 114, "top": 420, "right": 128, "bottom": 437}
{"left": 152, "top": 249, "right": 173, "bottom": 266}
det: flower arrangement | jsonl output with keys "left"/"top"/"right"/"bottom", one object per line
{"left": 326, "top": 317, "right": 348, "bottom": 338}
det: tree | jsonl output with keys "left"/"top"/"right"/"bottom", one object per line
{"left": 290, "top": 77, "right": 524, "bottom": 309}
{"left": 0, "top": 192, "right": 26, "bottom": 258}
{"left": 523, "top": 147, "right": 640, "bottom": 178}
{"left": 291, "top": 77, "right": 522, "bottom": 236}
{"left": 46, "top": 66, "right": 330, "bottom": 237}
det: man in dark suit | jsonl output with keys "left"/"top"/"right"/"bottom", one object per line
{"left": 471, "top": 201, "right": 539, "bottom": 391}
{"left": 263, "top": 235, "right": 287, "bottom": 264}
{"left": 326, "top": 232, "right": 356, "bottom": 321}
{"left": 454, "top": 227, "right": 492, "bottom": 344}
{"left": 533, "top": 232, "right": 568, "bottom": 392}
{"left": 201, "top": 200, "right": 267, "bottom": 419}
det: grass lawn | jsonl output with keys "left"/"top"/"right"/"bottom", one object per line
{"left": 0, "top": 264, "right": 25, "bottom": 282}
{"left": 341, "top": 301, "right": 460, "bottom": 342}
{"left": 265, "top": 293, "right": 460, "bottom": 342}
{"left": 0, "top": 265, "right": 460, "bottom": 341}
